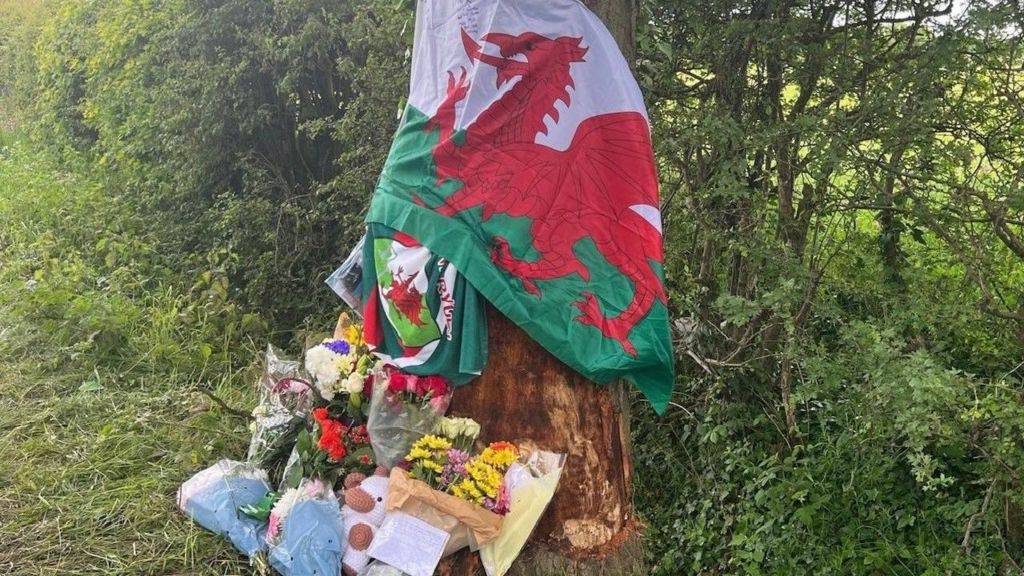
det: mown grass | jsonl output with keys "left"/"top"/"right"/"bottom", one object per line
{"left": 0, "top": 136, "right": 264, "bottom": 575}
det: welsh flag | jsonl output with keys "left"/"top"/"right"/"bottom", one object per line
{"left": 366, "top": 0, "right": 674, "bottom": 412}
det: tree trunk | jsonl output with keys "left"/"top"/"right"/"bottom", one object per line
{"left": 436, "top": 3, "right": 646, "bottom": 573}
{"left": 438, "top": 306, "right": 645, "bottom": 576}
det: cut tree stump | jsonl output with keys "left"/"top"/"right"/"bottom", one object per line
{"left": 438, "top": 305, "right": 645, "bottom": 576}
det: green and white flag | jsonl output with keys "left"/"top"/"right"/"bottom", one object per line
{"left": 362, "top": 224, "right": 487, "bottom": 385}
{"left": 366, "top": 0, "right": 674, "bottom": 411}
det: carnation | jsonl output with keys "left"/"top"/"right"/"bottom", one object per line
{"left": 267, "top": 479, "right": 330, "bottom": 544}
{"left": 305, "top": 345, "right": 341, "bottom": 399}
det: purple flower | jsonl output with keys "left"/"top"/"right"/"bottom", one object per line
{"left": 485, "top": 482, "right": 511, "bottom": 515}
{"left": 440, "top": 448, "right": 471, "bottom": 490}
{"left": 322, "top": 339, "right": 351, "bottom": 355}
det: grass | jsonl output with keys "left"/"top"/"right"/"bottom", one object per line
{"left": 0, "top": 321, "right": 263, "bottom": 575}
{"left": 0, "top": 134, "right": 265, "bottom": 575}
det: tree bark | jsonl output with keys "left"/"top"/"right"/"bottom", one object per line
{"left": 439, "top": 307, "right": 644, "bottom": 576}
{"left": 436, "top": 3, "right": 646, "bottom": 573}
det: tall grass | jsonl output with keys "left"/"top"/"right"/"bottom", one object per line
{"left": 0, "top": 137, "right": 266, "bottom": 575}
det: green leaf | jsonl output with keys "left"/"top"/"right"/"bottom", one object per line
{"left": 78, "top": 380, "right": 103, "bottom": 392}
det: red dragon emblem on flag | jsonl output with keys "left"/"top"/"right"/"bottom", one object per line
{"left": 424, "top": 29, "right": 667, "bottom": 356}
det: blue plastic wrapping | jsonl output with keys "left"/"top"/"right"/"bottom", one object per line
{"left": 177, "top": 459, "right": 271, "bottom": 557}
{"left": 268, "top": 498, "right": 346, "bottom": 576}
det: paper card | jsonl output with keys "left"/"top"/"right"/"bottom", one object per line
{"left": 368, "top": 511, "right": 450, "bottom": 576}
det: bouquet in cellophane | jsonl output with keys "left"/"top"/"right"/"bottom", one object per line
{"left": 266, "top": 478, "right": 345, "bottom": 576}
{"left": 366, "top": 367, "right": 452, "bottom": 469}
{"left": 304, "top": 319, "right": 377, "bottom": 423}
{"left": 177, "top": 459, "right": 274, "bottom": 557}
{"left": 246, "top": 346, "right": 315, "bottom": 479}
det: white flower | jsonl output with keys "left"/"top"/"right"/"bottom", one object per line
{"left": 463, "top": 418, "right": 481, "bottom": 440}
{"left": 335, "top": 352, "right": 356, "bottom": 375}
{"left": 438, "top": 417, "right": 481, "bottom": 440}
{"left": 345, "top": 371, "right": 365, "bottom": 395}
{"left": 305, "top": 345, "right": 341, "bottom": 400}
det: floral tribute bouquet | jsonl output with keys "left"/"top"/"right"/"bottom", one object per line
{"left": 479, "top": 449, "right": 567, "bottom": 576}
{"left": 266, "top": 478, "right": 345, "bottom": 576}
{"left": 366, "top": 367, "right": 453, "bottom": 468}
{"left": 403, "top": 435, "right": 516, "bottom": 517}
{"left": 304, "top": 322, "right": 377, "bottom": 423}
{"left": 372, "top": 427, "right": 514, "bottom": 567}
{"left": 177, "top": 459, "right": 274, "bottom": 557}
{"left": 246, "top": 345, "right": 315, "bottom": 476}
{"left": 282, "top": 407, "right": 377, "bottom": 489}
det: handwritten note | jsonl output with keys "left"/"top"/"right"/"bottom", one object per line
{"left": 368, "top": 512, "right": 450, "bottom": 576}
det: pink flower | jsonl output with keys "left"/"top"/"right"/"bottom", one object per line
{"left": 408, "top": 374, "right": 423, "bottom": 394}
{"left": 267, "top": 514, "right": 282, "bottom": 542}
{"left": 485, "top": 483, "right": 511, "bottom": 516}
{"left": 429, "top": 394, "right": 450, "bottom": 415}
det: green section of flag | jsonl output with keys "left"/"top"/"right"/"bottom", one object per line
{"left": 363, "top": 223, "right": 488, "bottom": 386}
{"left": 367, "top": 106, "right": 674, "bottom": 413}
{"left": 372, "top": 236, "right": 440, "bottom": 347}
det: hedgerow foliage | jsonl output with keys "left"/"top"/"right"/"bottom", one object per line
{"left": 29, "top": 0, "right": 411, "bottom": 335}
{"left": 1, "top": 0, "right": 1023, "bottom": 574}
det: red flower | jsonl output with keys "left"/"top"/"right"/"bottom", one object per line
{"left": 362, "top": 373, "right": 375, "bottom": 397}
{"left": 387, "top": 373, "right": 409, "bottom": 394}
{"left": 386, "top": 370, "right": 450, "bottom": 401}
{"left": 358, "top": 454, "right": 371, "bottom": 465}
{"left": 315, "top": 416, "right": 350, "bottom": 461}
{"left": 317, "top": 423, "right": 346, "bottom": 461}
{"left": 424, "top": 375, "right": 449, "bottom": 399}
{"left": 319, "top": 433, "right": 347, "bottom": 461}
{"left": 312, "top": 407, "right": 329, "bottom": 424}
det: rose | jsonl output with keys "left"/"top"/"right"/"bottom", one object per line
{"left": 429, "top": 394, "right": 450, "bottom": 415}
{"left": 387, "top": 372, "right": 410, "bottom": 395}
{"left": 407, "top": 374, "right": 422, "bottom": 394}
{"left": 423, "top": 375, "right": 449, "bottom": 399}
{"left": 345, "top": 372, "right": 365, "bottom": 395}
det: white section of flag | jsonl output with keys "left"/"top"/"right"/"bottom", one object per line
{"left": 409, "top": 0, "right": 649, "bottom": 152}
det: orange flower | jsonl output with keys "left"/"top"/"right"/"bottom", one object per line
{"left": 317, "top": 420, "right": 347, "bottom": 461}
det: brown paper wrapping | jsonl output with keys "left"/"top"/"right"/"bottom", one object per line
{"left": 333, "top": 312, "right": 352, "bottom": 339}
{"left": 386, "top": 468, "right": 504, "bottom": 556}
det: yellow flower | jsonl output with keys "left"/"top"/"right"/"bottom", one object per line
{"left": 405, "top": 447, "right": 432, "bottom": 462}
{"left": 465, "top": 460, "right": 502, "bottom": 499}
{"left": 479, "top": 442, "right": 518, "bottom": 471}
{"left": 422, "top": 460, "right": 443, "bottom": 473}
{"left": 452, "top": 479, "right": 484, "bottom": 504}
{"left": 346, "top": 325, "right": 364, "bottom": 347}
{"left": 415, "top": 434, "right": 452, "bottom": 451}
